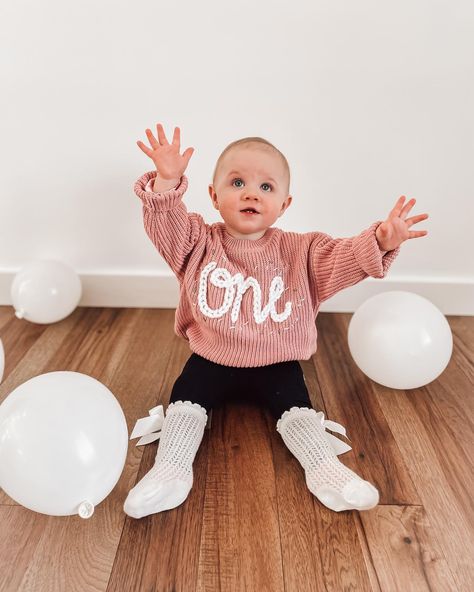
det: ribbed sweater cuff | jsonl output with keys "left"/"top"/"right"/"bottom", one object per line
{"left": 134, "top": 171, "right": 189, "bottom": 212}
{"left": 353, "top": 221, "right": 401, "bottom": 278}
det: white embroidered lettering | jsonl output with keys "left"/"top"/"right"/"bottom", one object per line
{"left": 198, "top": 261, "right": 292, "bottom": 324}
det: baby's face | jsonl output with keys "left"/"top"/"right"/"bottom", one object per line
{"left": 208, "top": 145, "right": 292, "bottom": 240}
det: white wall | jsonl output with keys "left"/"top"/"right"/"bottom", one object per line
{"left": 1, "top": 0, "right": 473, "bottom": 313}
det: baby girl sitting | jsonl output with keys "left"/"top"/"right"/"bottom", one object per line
{"left": 124, "top": 123, "right": 429, "bottom": 519}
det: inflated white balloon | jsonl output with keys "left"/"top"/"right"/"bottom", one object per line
{"left": 348, "top": 291, "right": 453, "bottom": 389}
{"left": 0, "top": 371, "right": 128, "bottom": 518}
{"left": 0, "top": 339, "right": 4, "bottom": 384}
{"left": 11, "top": 259, "right": 82, "bottom": 324}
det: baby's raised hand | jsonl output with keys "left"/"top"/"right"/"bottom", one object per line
{"left": 137, "top": 123, "right": 194, "bottom": 179}
{"left": 375, "top": 196, "right": 429, "bottom": 251}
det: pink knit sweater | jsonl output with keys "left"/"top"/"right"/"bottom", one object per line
{"left": 134, "top": 170, "right": 400, "bottom": 367}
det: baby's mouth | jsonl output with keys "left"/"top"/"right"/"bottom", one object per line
{"left": 240, "top": 208, "right": 260, "bottom": 214}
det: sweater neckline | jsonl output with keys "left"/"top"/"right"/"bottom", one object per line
{"left": 220, "top": 224, "right": 277, "bottom": 250}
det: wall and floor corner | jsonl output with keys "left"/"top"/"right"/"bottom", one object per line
{"left": 0, "top": 270, "right": 473, "bottom": 315}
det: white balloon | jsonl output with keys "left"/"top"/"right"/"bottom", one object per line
{"left": 0, "top": 339, "right": 4, "bottom": 384}
{"left": 0, "top": 371, "right": 128, "bottom": 518}
{"left": 11, "top": 259, "right": 82, "bottom": 324}
{"left": 348, "top": 291, "right": 453, "bottom": 389}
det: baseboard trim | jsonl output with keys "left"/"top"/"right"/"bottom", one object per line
{"left": 0, "top": 270, "right": 472, "bottom": 315}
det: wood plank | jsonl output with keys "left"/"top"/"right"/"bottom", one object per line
{"left": 268, "top": 407, "right": 376, "bottom": 592}
{"left": 360, "top": 505, "right": 458, "bottom": 591}
{"left": 375, "top": 386, "right": 474, "bottom": 590}
{"left": 107, "top": 336, "right": 209, "bottom": 592}
{"left": 0, "top": 306, "right": 49, "bottom": 389}
{"left": 409, "top": 378, "right": 474, "bottom": 532}
{"left": 447, "top": 316, "right": 474, "bottom": 379}
{"left": 313, "top": 313, "right": 420, "bottom": 505}
{"left": 0, "top": 307, "right": 186, "bottom": 591}
{"left": 197, "top": 403, "right": 285, "bottom": 592}
{"left": 0, "top": 305, "right": 14, "bottom": 329}
{"left": 0, "top": 506, "right": 52, "bottom": 592}
{"left": 272, "top": 356, "right": 378, "bottom": 591}
{"left": 0, "top": 307, "right": 85, "bottom": 505}
{"left": 417, "top": 316, "right": 474, "bottom": 467}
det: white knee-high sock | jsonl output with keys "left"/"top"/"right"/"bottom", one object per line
{"left": 276, "top": 406, "right": 379, "bottom": 512}
{"left": 124, "top": 400, "right": 208, "bottom": 519}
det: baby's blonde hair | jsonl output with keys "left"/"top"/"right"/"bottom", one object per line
{"left": 212, "top": 137, "right": 291, "bottom": 195}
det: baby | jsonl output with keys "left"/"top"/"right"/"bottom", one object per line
{"left": 124, "top": 123, "right": 429, "bottom": 519}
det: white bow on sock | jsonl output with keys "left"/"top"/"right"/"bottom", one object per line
{"left": 276, "top": 406, "right": 379, "bottom": 512}
{"left": 124, "top": 400, "right": 208, "bottom": 519}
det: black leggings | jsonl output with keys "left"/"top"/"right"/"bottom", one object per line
{"left": 169, "top": 353, "right": 314, "bottom": 421}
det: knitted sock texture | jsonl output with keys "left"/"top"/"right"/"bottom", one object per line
{"left": 124, "top": 400, "right": 208, "bottom": 518}
{"left": 276, "top": 407, "right": 379, "bottom": 512}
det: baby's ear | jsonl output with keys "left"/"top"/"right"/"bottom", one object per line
{"left": 208, "top": 185, "right": 219, "bottom": 209}
{"left": 281, "top": 195, "right": 292, "bottom": 212}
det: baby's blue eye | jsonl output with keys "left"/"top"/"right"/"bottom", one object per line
{"left": 232, "top": 178, "right": 272, "bottom": 191}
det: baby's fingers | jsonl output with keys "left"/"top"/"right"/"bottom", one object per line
{"left": 172, "top": 126, "right": 180, "bottom": 146}
{"left": 400, "top": 197, "right": 417, "bottom": 219}
{"left": 156, "top": 123, "right": 169, "bottom": 145}
{"left": 407, "top": 213, "right": 429, "bottom": 227}
{"left": 384, "top": 196, "right": 404, "bottom": 221}
{"left": 182, "top": 146, "right": 194, "bottom": 165}
{"left": 407, "top": 230, "right": 428, "bottom": 239}
{"left": 136, "top": 140, "right": 154, "bottom": 157}
{"left": 145, "top": 128, "right": 160, "bottom": 149}
{"left": 389, "top": 195, "right": 416, "bottom": 220}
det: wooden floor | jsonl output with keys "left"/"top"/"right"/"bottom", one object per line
{"left": 0, "top": 305, "right": 473, "bottom": 592}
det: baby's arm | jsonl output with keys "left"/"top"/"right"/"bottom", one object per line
{"left": 152, "top": 174, "right": 181, "bottom": 193}
{"left": 133, "top": 124, "right": 207, "bottom": 281}
{"left": 309, "top": 221, "right": 400, "bottom": 304}
{"left": 309, "top": 194, "right": 429, "bottom": 304}
{"left": 134, "top": 171, "right": 207, "bottom": 282}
